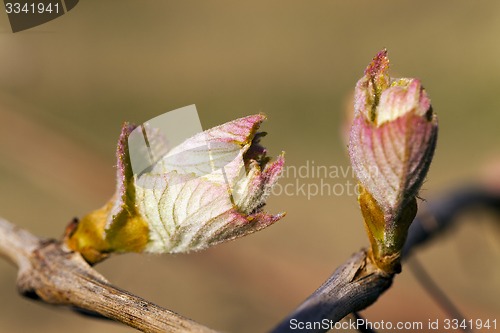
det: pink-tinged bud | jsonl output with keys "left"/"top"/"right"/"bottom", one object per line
{"left": 349, "top": 50, "right": 438, "bottom": 274}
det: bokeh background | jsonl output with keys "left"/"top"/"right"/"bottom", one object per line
{"left": 1, "top": 1, "right": 499, "bottom": 332}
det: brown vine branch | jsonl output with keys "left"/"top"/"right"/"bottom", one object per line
{"left": 270, "top": 250, "right": 392, "bottom": 333}
{"left": 402, "top": 186, "right": 500, "bottom": 258}
{"left": 0, "top": 218, "right": 218, "bottom": 333}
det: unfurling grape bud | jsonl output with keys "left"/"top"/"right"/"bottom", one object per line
{"left": 349, "top": 50, "right": 438, "bottom": 274}
{"left": 66, "top": 113, "right": 285, "bottom": 264}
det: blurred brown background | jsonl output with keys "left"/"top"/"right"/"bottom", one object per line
{"left": 0, "top": 1, "right": 499, "bottom": 332}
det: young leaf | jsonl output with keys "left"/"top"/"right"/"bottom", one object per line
{"left": 65, "top": 114, "right": 285, "bottom": 263}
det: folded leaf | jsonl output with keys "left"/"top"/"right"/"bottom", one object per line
{"left": 66, "top": 113, "right": 285, "bottom": 263}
